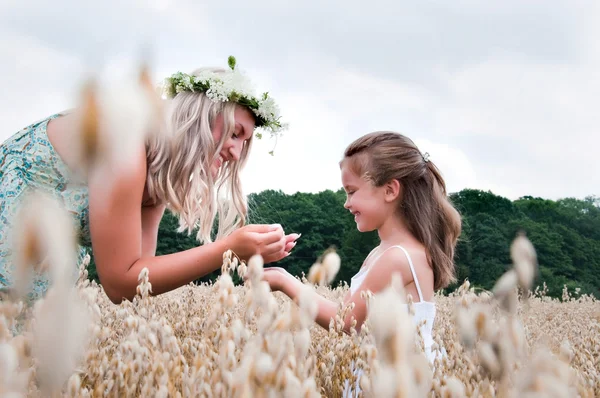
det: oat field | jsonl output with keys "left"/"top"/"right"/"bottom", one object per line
{"left": 1, "top": 237, "right": 599, "bottom": 398}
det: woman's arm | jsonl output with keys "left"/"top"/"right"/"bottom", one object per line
{"left": 88, "top": 148, "right": 292, "bottom": 304}
{"left": 141, "top": 204, "right": 166, "bottom": 258}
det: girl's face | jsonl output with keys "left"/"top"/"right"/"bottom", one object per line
{"left": 210, "top": 106, "right": 255, "bottom": 177}
{"left": 341, "top": 163, "right": 391, "bottom": 232}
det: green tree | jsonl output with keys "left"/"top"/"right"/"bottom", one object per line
{"left": 81, "top": 188, "right": 599, "bottom": 300}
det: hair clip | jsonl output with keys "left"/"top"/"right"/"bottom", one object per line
{"left": 422, "top": 152, "right": 430, "bottom": 162}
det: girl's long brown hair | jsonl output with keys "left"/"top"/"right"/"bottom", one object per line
{"left": 342, "top": 131, "right": 462, "bottom": 290}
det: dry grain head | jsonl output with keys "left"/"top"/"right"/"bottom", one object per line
{"left": 510, "top": 232, "right": 538, "bottom": 292}
{"left": 294, "top": 329, "right": 311, "bottom": 359}
{"left": 307, "top": 262, "right": 323, "bottom": 285}
{"left": 492, "top": 269, "right": 518, "bottom": 299}
{"left": 441, "top": 376, "right": 466, "bottom": 398}
{"left": 72, "top": 70, "right": 157, "bottom": 178}
{"left": 138, "top": 62, "right": 166, "bottom": 137}
{"left": 31, "top": 285, "right": 92, "bottom": 396}
{"left": 321, "top": 249, "right": 341, "bottom": 284}
{"left": 0, "top": 342, "right": 18, "bottom": 383}
{"left": 368, "top": 283, "right": 415, "bottom": 364}
{"left": 297, "top": 285, "right": 319, "bottom": 328}
{"left": 247, "top": 255, "right": 264, "bottom": 285}
{"left": 11, "top": 192, "right": 78, "bottom": 299}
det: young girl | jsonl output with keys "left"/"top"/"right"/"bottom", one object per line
{"left": 262, "top": 130, "right": 461, "bottom": 363}
{"left": 0, "top": 57, "right": 299, "bottom": 304}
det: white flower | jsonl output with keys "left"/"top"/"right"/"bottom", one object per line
{"left": 206, "top": 80, "right": 229, "bottom": 102}
{"left": 161, "top": 58, "right": 286, "bottom": 137}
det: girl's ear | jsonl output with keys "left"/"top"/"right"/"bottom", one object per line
{"left": 384, "top": 179, "right": 401, "bottom": 203}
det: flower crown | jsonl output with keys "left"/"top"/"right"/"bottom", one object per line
{"left": 160, "top": 56, "right": 286, "bottom": 141}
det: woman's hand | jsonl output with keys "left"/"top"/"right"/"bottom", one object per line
{"left": 224, "top": 224, "right": 300, "bottom": 263}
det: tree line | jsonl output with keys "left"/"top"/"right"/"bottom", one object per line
{"left": 85, "top": 188, "right": 600, "bottom": 299}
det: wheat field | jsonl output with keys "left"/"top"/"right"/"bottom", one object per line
{"left": 1, "top": 60, "right": 598, "bottom": 397}
{"left": 1, "top": 241, "right": 599, "bottom": 398}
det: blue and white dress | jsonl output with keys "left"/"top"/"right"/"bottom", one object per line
{"left": 0, "top": 113, "right": 91, "bottom": 302}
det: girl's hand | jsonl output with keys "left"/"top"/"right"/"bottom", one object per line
{"left": 224, "top": 224, "right": 300, "bottom": 263}
{"left": 262, "top": 267, "right": 293, "bottom": 292}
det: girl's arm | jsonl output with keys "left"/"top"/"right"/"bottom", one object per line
{"left": 265, "top": 249, "right": 413, "bottom": 333}
{"left": 270, "top": 273, "right": 341, "bottom": 330}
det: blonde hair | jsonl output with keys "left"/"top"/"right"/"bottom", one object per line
{"left": 341, "top": 131, "right": 462, "bottom": 290}
{"left": 145, "top": 67, "right": 252, "bottom": 244}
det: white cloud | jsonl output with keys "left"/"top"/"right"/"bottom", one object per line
{"left": 0, "top": 31, "right": 84, "bottom": 134}
{"left": 241, "top": 57, "right": 482, "bottom": 198}
{"left": 0, "top": 0, "right": 598, "bottom": 201}
{"left": 412, "top": 139, "right": 478, "bottom": 195}
{"left": 429, "top": 52, "right": 599, "bottom": 199}
{"left": 241, "top": 92, "right": 349, "bottom": 195}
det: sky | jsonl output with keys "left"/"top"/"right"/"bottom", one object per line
{"left": 0, "top": 0, "right": 598, "bottom": 201}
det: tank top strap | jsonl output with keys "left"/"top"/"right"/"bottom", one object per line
{"left": 358, "top": 247, "right": 380, "bottom": 271}
{"left": 389, "top": 245, "right": 424, "bottom": 302}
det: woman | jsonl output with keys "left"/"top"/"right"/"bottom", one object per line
{"left": 0, "top": 56, "right": 299, "bottom": 304}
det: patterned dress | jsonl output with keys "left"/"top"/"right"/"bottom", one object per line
{"left": 0, "top": 113, "right": 91, "bottom": 302}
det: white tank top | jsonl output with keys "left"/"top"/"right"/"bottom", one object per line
{"left": 349, "top": 245, "right": 437, "bottom": 363}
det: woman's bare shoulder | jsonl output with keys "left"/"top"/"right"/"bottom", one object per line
{"left": 47, "top": 110, "right": 149, "bottom": 186}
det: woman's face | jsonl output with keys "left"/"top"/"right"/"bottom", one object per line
{"left": 210, "top": 106, "right": 255, "bottom": 177}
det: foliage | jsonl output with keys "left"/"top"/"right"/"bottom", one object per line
{"left": 84, "top": 189, "right": 600, "bottom": 299}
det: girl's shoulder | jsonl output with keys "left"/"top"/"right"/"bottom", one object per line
{"left": 360, "top": 246, "right": 381, "bottom": 268}
{"left": 369, "top": 245, "right": 416, "bottom": 279}
{"left": 369, "top": 244, "right": 432, "bottom": 287}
